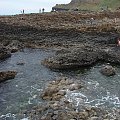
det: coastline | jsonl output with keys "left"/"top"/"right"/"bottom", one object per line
{"left": 0, "top": 11, "right": 120, "bottom": 119}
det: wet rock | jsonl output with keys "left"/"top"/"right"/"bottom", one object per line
{"left": 69, "top": 84, "right": 82, "bottom": 91}
{"left": 10, "top": 47, "right": 19, "bottom": 53}
{"left": 41, "top": 87, "right": 59, "bottom": 100}
{"left": 26, "top": 99, "right": 119, "bottom": 120}
{"left": 79, "top": 111, "right": 89, "bottom": 119}
{"left": 104, "top": 50, "right": 120, "bottom": 64}
{"left": 0, "top": 45, "right": 11, "bottom": 60}
{"left": 64, "top": 100, "right": 70, "bottom": 104}
{"left": 0, "top": 71, "right": 17, "bottom": 82}
{"left": 43, "top": 44, "right": 120, "bottom": 70}
{"left": 55, "top": 48, "right": 71, "bottom": 55}
{"left": 41, "top": 114, "right": 53, "bottom": 120}
{"left": 42, "top": 46, "right": 105, "bottom": 70}
{"left": 6, "top": 40, "right": 24, "bottom": 53}
{"left": 100, "top": 65, "right": 116, "bottom": 76}
{"left": 89, "top": 116, "right": 99, "bottom": 120}
{"left": 41, "top": 77, "right": 82, "bottom": 101}
{"left": 43, "top": 49, "right": 98, "bottom": 69}
{"left": 16, "top": 61, "right": 25, "bottom": 65}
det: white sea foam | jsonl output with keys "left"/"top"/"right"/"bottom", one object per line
{"left": 0, "top": 113, "right": 16, "bottom": 119}
{"left": 65, "top": 90, "right": 120, "bottom": 108}
{"left": 21, "top": 118, "right": 29, "bottom": 120}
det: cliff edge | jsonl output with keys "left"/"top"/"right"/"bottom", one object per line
{"left": 52, "top": 0, "right": 120, "bottom": 11}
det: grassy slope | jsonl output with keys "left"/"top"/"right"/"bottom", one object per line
{"left": 54, "top": 0, "right": 120, "bottom": 11}
{"left": 99, "top": 0, "right": 120, "bottom": 9}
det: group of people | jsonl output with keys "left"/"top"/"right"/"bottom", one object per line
{"left": 39, "top": 8, "right": 45, "bottom": 13}
{"left": 21, "top": 8, "right": 45, "bottom": 14}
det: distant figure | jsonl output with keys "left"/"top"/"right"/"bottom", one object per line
{"left": 23, "top": 9, "right": 24, "bottom": 14}
{"left": 90, "top": 18, "right": 94, "bottom": 25}
{"left": 117, "top": 38, "right": 120, "bottom": 46}
{"left": 42, "top": 8, "right": 45, "bottom": 13}
{"left": 39, "top": 8, "right": 41, "bottom": 13}
{"left": 101, "top": 7, "right": 104, "bottom": 11}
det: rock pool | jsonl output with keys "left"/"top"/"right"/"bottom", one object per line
{"left": 0, "top": 49, "right": 120, "bottom": 119}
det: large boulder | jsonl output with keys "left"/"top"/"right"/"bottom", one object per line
{"left": 0, "top": 71, "right": 17, "bottom": 82}
{"left": 0, "top": 45, "right": 11, "bottom": 60}
{"left": 100, "top": 65, "right": 116, "bottom": 76}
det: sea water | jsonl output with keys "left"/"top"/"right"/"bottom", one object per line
{"left": 0, "top": 49, "right": 120, "bottom": 119}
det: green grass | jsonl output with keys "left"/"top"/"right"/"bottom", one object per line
{"left": 54, "top": 0, "right": 120, "bottom": 11}
{"left": 99, "top": 0, "right": 120, "bottom": 10}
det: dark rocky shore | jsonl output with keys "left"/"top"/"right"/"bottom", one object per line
{"left": 0, "top": 11, "right": 120, "bottom": 119}
{"left": 24, "top": 77, "right": 120, "bottom": 120}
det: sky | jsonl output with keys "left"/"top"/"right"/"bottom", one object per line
{"left": 0, "top": 0, "right": 71, "bottom": 15}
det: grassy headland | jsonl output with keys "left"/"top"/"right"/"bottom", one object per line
{"left": 53, "top": 0, "right": 120, "bottom": 11}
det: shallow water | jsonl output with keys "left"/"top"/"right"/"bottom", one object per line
{"left": 0, "top": 49, "right": 120, "bottom": 119}
{"left": 0, "top": 48, "right": 58, "bottom": 119}
{"left": 64, "top": 63, "right": 120, "bottom": 109}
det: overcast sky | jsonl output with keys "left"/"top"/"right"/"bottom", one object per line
{"left": 0, "top": 0, "right": 71, "bottom": 15}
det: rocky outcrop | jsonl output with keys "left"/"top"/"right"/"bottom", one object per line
{"left": 0, "top": 12, "right": 119, "bottom": 51}
{"left": 0, "top": 71, "right": 17, "bottom": 83}
{"left": 29, "top": 103, "right": 114, "bottom": 120}
{"left": 100, "top": 65, "right": 116, "bottom": 76}
{"left": 42, "top": 46, "right": 106, "bottom": 69}
{"left": 27, "top": 101, "right": 120, "bottom": 120}
{"left": 41, "top": 77, "right": 82, "bottom": 100}
{"left": 1, "top": 40, "right": 24, "bottom": 53}
{"left": 26, "top": 77, "right": 120, "bottom": 120}
{"left": 0, "top": 45, "right": 11, "bottom": 60}
{"left": 105, "top": 50, "right": 120, "bottom": 64}
{"left": 42, "top": 45, "right": 120, "bottom": 70}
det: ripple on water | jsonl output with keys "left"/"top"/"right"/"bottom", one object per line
{"left": 0, "top": 48, "right": 58, "bottom": 119}
{"left": 64, "top": 64, "right": 120, "bottom": 109}
{"left": 1, "top": 49, "right": 120, "bottom": 119}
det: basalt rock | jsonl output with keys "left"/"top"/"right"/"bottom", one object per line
{"left": 16, "top": 61, "right": 25, "bottom": 65}
{"left": 6, "top": 40, "right": 24, "bottom": 53}
{"left": 27, "top": 101, "right": 117, "bottom": 120}
{"left": 100, "top": 65, "right": 116, "bottom": 76}
{"left": 41, "top": 77, "right": 82, "bottom": 101}
{"left": 0, "top": 71, "right": 17, "bottom": 82}
{"left": 0, "top": 45, "right": 11, "bottom": 60}
{"left": 43, "top": 44, "right": 120, "bottom": 70}
{"left": 42, "top": 46, "right": 105, "bottom": 69}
